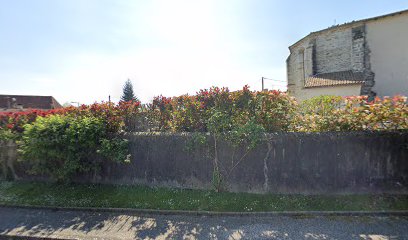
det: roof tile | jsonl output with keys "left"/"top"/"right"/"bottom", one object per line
{"left": 304, "top": 71, "right": 365, "bottom": 88}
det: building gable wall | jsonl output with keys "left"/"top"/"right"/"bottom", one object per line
{"left": 314, "top": 28, "right": 353, "bottom": 74}
{"left": 366, "top": 13, "right": 408, "bottom": 97}
{"left": 287, "top": 24, "right": 366, "bottom": 98}
{"left": 287, "top": 11, "right": 408, "bottom": 100}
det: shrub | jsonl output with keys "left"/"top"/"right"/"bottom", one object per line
{"left": 0, "top": 127, "right": 15, "bottom": 141}
{"left": 0, "top": 101, "right": 140, "bottom": 138}
{"left": 205, "top": 102, "right": 267, "bottom": 192}
{"left": 1, "top": 87, "right": 406, "bottom": 137}
{"left": 253, "top": 90, "right": 297, "bottom": 132}
{"left": 298, "top": 95, "right": 343, "bottom": 115}
{"left": 145, "top": 95, "right": 173, "bottom": 131}
{"left": 170, "top": 94, "right": 205, "bottom": 132}
{"left": 291, "top": 95, "right": 343, "bottom": 132}
{"left": 0, "top": 109, "right": 67, "bottom": 135}
{"left": 336, "top": 95, "right": 408, "bottom": 131}
{"left": 20, "top": 114, "right": 129, "bottom": 182}
{"left": 65, "top": 101, "right": 140, "bottom": 134}
{"left": 148, "top": 86, "right": 297, "bottom": 133}
{"left": 292, "top": 95, "right": 408, "bottom": 132}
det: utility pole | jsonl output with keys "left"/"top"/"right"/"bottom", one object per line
{"left": 261, "top": 77, "right": 287, "bottom": 91}
{"left": 70, "top": 102, "right": 80, "bottom": 107}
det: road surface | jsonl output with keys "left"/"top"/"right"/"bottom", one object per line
{"left": 0, "top": 207, "right": 407, "bottom": 239}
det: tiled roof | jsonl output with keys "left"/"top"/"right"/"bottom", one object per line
{"left": 0, "top": 95, "right": 62, "bottom": 110}
{"left": 304, "top": 71, "right": 365, "bottom": 88}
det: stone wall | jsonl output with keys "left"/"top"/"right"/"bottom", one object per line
{"left": 351, "top": 26, "right": 366, "bottom": 72}
{"left": 3, "top": 132, "right": 408, "bottom": 194}
{"left": 314, "top": 27, "right": 354, "bottom": 74}
{"left": 288, "top": 12, "right": 408, "bottom": 100}
{"left": 287, "top": 23, "right": 369, "bottom": 100}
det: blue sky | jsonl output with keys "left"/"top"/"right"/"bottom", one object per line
{"left": 1, "top": 0, "right": 407, "bottom": 104}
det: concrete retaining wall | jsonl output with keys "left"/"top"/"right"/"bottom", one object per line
{"left": 2, "top": 131, "right": 408, "bottom": 194}
{"left": 98, "top": 131, "right": 408, "bottom": 194}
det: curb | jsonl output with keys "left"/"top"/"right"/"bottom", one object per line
{"left": 1, "top": 204, "right": 408, "bottom": 217}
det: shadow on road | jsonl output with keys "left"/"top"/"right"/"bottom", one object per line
{"left": 0, "top": 207, "right": 406, "bottom": 239}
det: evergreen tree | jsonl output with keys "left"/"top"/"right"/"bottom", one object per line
{"left": 121, "top": 79, "right": 138, "bottom": 102}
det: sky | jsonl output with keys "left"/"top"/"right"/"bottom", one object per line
{"left": 1, "top": 0, "right": 407, "bottom": 104}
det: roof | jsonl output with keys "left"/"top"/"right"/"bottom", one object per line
{"left": 290, "top": 9, "right": 408, "bottom": 50}
{"left": 304, "top": 71, "right": 365, "bottom": 88}
{"left": 0, "top": 94, "right": 62, "bottom": 110}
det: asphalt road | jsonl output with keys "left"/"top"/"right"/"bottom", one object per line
{"left": 0, "top": 207, "right": 407, "bottom": 240}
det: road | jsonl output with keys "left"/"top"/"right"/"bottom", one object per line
{"left": 0, "top": 207, "right": 407, "bottom": 239}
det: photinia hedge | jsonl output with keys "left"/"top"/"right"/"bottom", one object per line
{"left": 0, "top": 87, "right": 406, "bottom": 183}
{"left": 0, "top": 88, "right": 407, "bottom": 139}
{"left": 0, "top": 101, "right": 139, "bottom": 181}
{"left": 0, "top": 88, "right": 406, "bottom": 186}
{"left": 19, "top": 114, "right": 130, "bottom": 182}
{"left": 291, "top": 95, "right": 407, "bottom": 132}
{"left": 0, "top": 101, "right": 140, "bottom": 138}
{"left": 146, "top": 86, "right": 298, "bottom": 132}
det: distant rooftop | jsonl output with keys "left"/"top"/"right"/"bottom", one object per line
{"left": 0, "top": 94, "right": 62, "bottom": 110}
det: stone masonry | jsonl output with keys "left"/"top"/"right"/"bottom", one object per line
{"left": 286, "top": 10, "right": 408, "bottom": 100}
{"left": 287, "top": 22, "right": 375, "bottom": 99}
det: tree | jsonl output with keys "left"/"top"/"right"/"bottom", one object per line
{"left": 121, "top": 79, "right": 139, "bottom": 102}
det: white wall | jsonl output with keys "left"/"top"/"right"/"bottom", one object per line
{"left": 294, "top": 85, "right": 362, "bottom": 102}
{"left": 366, "top": 13, "right": 408, "bottom": 97}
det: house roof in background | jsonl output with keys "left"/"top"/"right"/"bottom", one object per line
{"left": 304, "top": 70, "right": 365, "bottom": 88}
{"left": 0, "top": 94, "right": 62, "bottom": 110}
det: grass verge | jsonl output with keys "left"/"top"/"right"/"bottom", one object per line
{"left": 0, "top": 181, "right": 407, "bottom": 212}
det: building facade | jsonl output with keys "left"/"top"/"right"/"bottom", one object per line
{"left": 287, "top": 10, "right": 408, "bottom": 101}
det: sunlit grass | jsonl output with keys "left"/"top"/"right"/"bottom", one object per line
{"left": 0, "top": 181, "right": 407, "bottom": 212}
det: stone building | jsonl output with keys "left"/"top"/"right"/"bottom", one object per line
{"left": 287, "top": 9, "right": 408, "bottom": 101}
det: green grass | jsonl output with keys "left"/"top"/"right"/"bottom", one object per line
{"left": 0, "top": 181, "right": 407, "bottom": 212}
